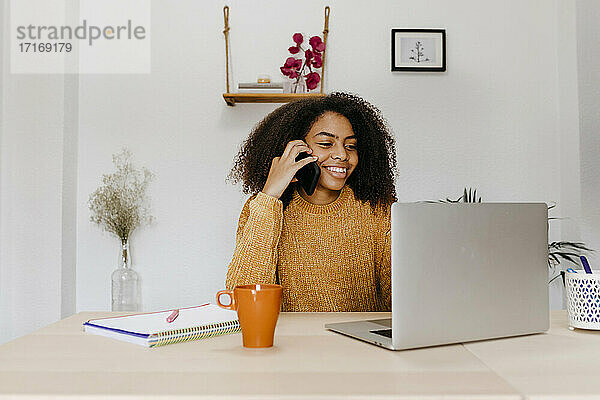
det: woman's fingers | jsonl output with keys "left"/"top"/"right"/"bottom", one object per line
{"left": 292, "top": 155, "right": 318, "bottom": 172}
{"left": 262, "top": 142, "right": 317, "bottom": 199}
{"left": 282, "top": 140, "right": 311, "bottom": 159}
{"left": 290, "top": 145, "right": 313, "bottom": 162}
{"left": 281, "top": 140, "right": 303, "bottom": 158}
{"left": 290, "top": 155, "right": 317, "bottom": 183}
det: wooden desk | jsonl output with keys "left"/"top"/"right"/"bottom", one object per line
{"left": 0, "top": 310, "right": 598, "bottom": 399}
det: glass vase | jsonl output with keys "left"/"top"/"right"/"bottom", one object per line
{"left": 284, "top": 79, "right": 307, "bottom": 94}
{"left": 111, "top": 239, "right": 141, "bottom": 312}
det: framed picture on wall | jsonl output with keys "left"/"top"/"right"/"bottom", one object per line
{"left": 391, "top": 29, "right": 446, "bottom": 72}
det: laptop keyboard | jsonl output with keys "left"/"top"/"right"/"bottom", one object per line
{"left": 370, "top": 329, "right": 392, "bottom": 338}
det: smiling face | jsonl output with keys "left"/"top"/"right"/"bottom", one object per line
{"left": 304, "top": 111, "right": 358, "bottom": 193}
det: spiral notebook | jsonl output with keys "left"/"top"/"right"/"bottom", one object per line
{"left": 83, "top": 303, "right": 240, "bottom": 348}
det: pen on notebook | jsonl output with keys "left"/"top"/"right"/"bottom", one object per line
{"left": 580, "top": 256, "right": 593, "bottom": 274}
{"left": 166, "top": 309, "right": 179, "bottom": 323}
{"left": 566, "top": 268, "right": 577, "bottom": 273}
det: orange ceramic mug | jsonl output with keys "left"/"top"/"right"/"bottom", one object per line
{"left": 216, "top": 284, "right": 283, "bottom": 348}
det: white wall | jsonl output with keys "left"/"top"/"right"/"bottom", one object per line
{"left": 554, "top": 0, "right": 582, "bottom": 308}
{"left": 0, "top": 0, "right": 5, "bottom": 343}
{"left": 0, "top": 0, "right": 77, "bottom": 344}
{"left": 0, "top": 44, "right": 65, "bottom": 344}
{"left": 576, "top": 0, "right": 600, "bottom": 270}
{"left": 76, "top": 0, "right": 575, "bottom": 312}
{"left": 61, "top": 0, "right": 79, "bottom": 320}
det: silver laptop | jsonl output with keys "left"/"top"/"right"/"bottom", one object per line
{"left": 326, "top": 202, "right": 549, "bottom": 350}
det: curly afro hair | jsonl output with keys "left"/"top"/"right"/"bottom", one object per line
{"left": 228, "top": 92, "right": 397, "bottom": 210}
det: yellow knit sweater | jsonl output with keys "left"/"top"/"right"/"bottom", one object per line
{"left": 225, "top": 185, "right": 391, "bottom": 312}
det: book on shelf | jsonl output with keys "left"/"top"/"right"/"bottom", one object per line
{"left": 83, "top": 303, "right": 240, "bottom": 348}
{"left": 236, "top": 88, "right": 284, "bottom": 94}
{"left": 238, "top": 82, "right": 283, "bottom": 89}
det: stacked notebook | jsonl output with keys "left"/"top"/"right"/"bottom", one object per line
{"left": 83, "top": 303, "right": 240, "bottom": 348}
{"left": 237, "top": 82, "right": 284, "bottom": 93}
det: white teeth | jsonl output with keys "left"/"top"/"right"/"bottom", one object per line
{"left": 325, "top": 166, "right": 347, "bottom": 173}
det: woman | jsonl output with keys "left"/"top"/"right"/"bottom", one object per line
{"left": 226, "top": 92, "right": 397, "bottom": 311}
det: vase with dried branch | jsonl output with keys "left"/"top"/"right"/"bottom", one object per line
{"left": 88, "top": 148, "right": 154, "bottom": 311}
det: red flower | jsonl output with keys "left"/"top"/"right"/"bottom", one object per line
{"left": 280, "top": 57, "right": 303, "bottom": 78}
{"left": 282, "top": 33, "right": 324, "bottom": 89}
{"left": 280, "top": 66, "right": 292, "bottom": 77}
{"left": 286, "top": 57, "right": 302, "bottom": 68}
{"left": 311, "top": 53, "right": 322, "bottom": 68}
{"left": 305, "top": 72, "right": 320, "bottom": 90}
{"left": 305, "top": 49, "right": 313, "bottom": 62}
{"left": 309, "top": 36, "right": 325, "bottom": 52}
{"left": 293, "top": 33, "right": 304, "bottom": 45}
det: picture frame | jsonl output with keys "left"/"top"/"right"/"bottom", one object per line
{"left": 391, "top": 29, "right": 446, "bottom": 72}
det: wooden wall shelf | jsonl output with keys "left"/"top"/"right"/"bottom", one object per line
{"left": 222, "top": 6, "right": 330, "bottom": 106}
{"left": 222, "top": 93, "right": 326, "bottom": 106}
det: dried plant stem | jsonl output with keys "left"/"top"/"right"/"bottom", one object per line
{"left": 89, "top": 148, "right": 154, "bottom": 243}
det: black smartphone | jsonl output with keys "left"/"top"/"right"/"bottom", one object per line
{"left": 294, "top": 152, "right": 321, "bottom": 195}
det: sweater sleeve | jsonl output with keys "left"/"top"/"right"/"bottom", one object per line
{"left": 225, "top": 192, "right": 284, "bottom": 289}
{"left": 375, "top": 206, "right": 392, "bottom": 311}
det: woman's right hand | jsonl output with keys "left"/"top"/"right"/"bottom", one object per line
{"left": 262, "top": 140, "right": 318, "bottom": 199}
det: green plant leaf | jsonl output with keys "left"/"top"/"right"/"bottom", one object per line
{"left": 549, "top": 241, "right": 593, "bottom": 252}
{"left": 548, "top": 273, "right": 562, "bottom": 284}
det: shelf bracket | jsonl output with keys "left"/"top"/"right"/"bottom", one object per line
{"left": 223, "top": 6, "right": 230, "bottom": 94}
{"left": 321, "top": 6, "right": 330, "bottom": 94}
